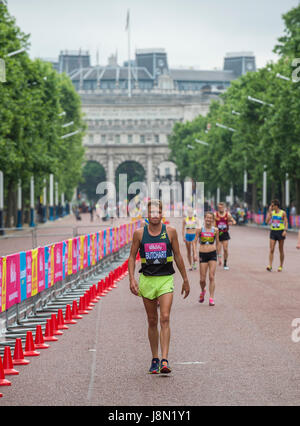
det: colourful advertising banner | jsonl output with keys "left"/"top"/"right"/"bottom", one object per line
{"left": 6, "top": 253, "right": 21, "bottom": 309}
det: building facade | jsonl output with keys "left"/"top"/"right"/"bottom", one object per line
{"left": 52, "top": 49, "right": 256, "bottom": 190}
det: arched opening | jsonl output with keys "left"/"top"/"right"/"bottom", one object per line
{"left": 78, "top": 161, "right": 106, "bottom": 207}
{"left": 115, "top": 160, "right": 146, "bottom": 202}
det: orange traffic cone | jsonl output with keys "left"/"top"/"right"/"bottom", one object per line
{"left": 78, "top": 296, "right": 89, "bottom": 315}
{"left": 72, "top": 300, "right": 82, "bottom": 319}
{"left": 51, "top": 314, "right": 63, "bottom": 336}
{"left": 0, "top": 356, "right": 11, "bottom": 386}
{"left": 24, "top": 331, "right": 40, "bottom": 357}
{"left": 44, "top": 318, "right": 58, "bottom": 342}
{"left": 57, "top": 309, "right": 69, "bottom": 330}
{"left": 3, "top": 346, "right": 19, "bottom": 375}
{"left": 64, "top": 304, "right": 77, "bottom": 324}
{"left": 12, "top": 338, "right": 30, "bottom": 365}
{"left": 84, "top": 292, "right": 93, "bottom": 311}
{"left": 34, "top": 324, "right": 49, "bottom": 349}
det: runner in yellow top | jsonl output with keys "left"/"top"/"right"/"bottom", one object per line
{"left": 182, "top": 207, "right": 198, "bottom": 271}
{"left": 265, "top": 199, "right": 288, "bottom": 272}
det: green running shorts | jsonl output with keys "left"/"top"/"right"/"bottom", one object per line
{"left": 138, "top": 274, "right": 174, "bottom": 300}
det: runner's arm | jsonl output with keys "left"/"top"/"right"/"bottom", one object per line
{"left": 282, "top": 211, "right": 288, "bottom": 236}
{"left": 193, "top": 228, "right": 199, "bottom": 262}
{"left": 228, "top": 212, "right": 236, "bottom": 225}
{"left": 128, "top": 229, "right": 142, "bottom": 296}
{"left": 297, "top": 230, "right": 300, "bottom": 249}
{"left": 182, "top": 219, "right": 186, "bottom": 241}
{"left": 168, "top": 227, "right": 190, "bottom": 298}
{"left": 215, "top": 229, "right": 222, "bottom": 265}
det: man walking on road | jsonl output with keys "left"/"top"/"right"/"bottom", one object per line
{"left": 128, "top": 199, "right": 190, "bottom": 374}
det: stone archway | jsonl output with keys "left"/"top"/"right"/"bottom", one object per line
{"left": 115, "top": 160, "right": 146, "bottom": 202}
{"left": 78, "top": 160, "right": 106, "bottom": 203}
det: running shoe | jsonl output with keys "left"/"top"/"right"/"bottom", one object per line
{"left": 224, "top": 266, "right": 229, "bottom": 271}
{"left": 266, "top": 266, "right": 272, "bottom": 272}
{"left": 278, "top": 266, "right": 283, "bottom": 272}
{"left": 149, "top": 358, "right": 160, "bottom": 374}
{"left": 160, "top": 359, "right": 172, "bottom": 374}
{"left": 199, "top": 289, "right": 206, "bottom": 303}
{"left": 209, "top": 298, "right": 215, "bottom": 306}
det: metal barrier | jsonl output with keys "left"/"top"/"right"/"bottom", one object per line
{"left": 0, "top": 243, "right": 130, "bottom": 355}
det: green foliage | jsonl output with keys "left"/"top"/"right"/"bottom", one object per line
{"left": 0, "top": 2, "right": 85, "bottom": 223}
{"left": 168, "top": 4, "right": 300, "bottom": 210}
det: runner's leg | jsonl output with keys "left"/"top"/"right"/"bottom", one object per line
{"left": 208, "top": 260, "right": 217, "bottom": 300}
{"left": 269, "top": 239, "right": 276, "bottom": 269}
{"left": 185, "top": 241, "right": 192, "bottom": 269}
{"left": 143, "top": 297, "right": 159, "bottom": 359}
{"left": 158, "top": 292, "right": 173, "bottom": 360}
{"left": 278, "top": 239, "right": 285, "bottom": 268}
{"left": 223, "top": 240, "right": 229, "bottom": 266}
{"left": 200, "top": 262, "right": 208, "bottom": 292}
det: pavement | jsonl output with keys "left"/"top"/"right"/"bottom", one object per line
{"left": 1, "top": 219, "right": 300, "bottom": 406}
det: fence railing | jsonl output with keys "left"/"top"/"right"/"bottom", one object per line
{"left": 0, "top": 221, "right": 140, "bottom": 316}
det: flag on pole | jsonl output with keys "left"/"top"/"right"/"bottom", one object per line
{"left": 125, "top": 9, "right": 130, "bottom": 31}
{"left": 125, "top": 9, "right": 131, "bottom": 98}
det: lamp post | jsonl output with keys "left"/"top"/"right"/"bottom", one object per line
{"left": 285, "top": 173, "right": 291, "bottom": 229}
{"left": 42, "top": 178, "right": 47, "bottom": 223}
{"left": 30, "top": 176, "right": 35, "bottom": 227}
{"left": 17, "top": 179, "right": 22, "bottom": 228}
{"left": 263, "top": 165, "right": 267, "bottom": 224}
{"left": 49, "top": 174, "right": 54, "bottom": 221}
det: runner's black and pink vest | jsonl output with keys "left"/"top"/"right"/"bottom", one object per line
{"left": 139, "top": 224, "right": 175, "bottom": 276}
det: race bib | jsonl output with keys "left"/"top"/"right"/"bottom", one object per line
{"left": 144, "top": 243, "right": 167, "bottom": 264}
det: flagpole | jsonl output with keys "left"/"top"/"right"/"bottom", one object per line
{"left": 127, "top": 10, "right": 132, "bottom": 98}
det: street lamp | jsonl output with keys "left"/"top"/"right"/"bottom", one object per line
{"left": 276, "top": 73, "right": 290, "bottom": 82}
{"left": 247, "top": 95, "right": 274, "bottom": 108}
{"left": 216, "top": 122, "right": 236, "bottom": 132}
{"left": 6, "top": 48, "right": 26, "bottom": 57}
{"left": 62, "top": 121, "right": 74, "bottom": 129}
{"left": 61, "top": 130, "right": 80, "bottom": 139}
{"left": 195, "top": 138, "right": 209, "bottom": 146}
{"left": 232, "top": 110, "right": 241, "bottom": 116}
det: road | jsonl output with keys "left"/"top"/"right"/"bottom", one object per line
{"left": 1, "top": 220, "right": 300, "bottom": 406}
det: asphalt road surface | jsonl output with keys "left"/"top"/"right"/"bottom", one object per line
{"left": 1, "top": 220, "right": 300, "bottom": 406}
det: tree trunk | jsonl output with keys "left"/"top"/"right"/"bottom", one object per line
{"left": 296, "top": 178, "right": 300, "bottom": 214}
{"left": 5, "top": 180, "right": 16, "bottom": 228}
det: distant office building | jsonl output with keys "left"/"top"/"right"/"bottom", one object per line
{"left": 57, "top": 50, "right": 90, "bottom": 74}
{"left": 224, "top": 52, "right": 256, "bottom": 77}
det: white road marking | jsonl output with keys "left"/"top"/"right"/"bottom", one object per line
{"left": 87, "top": 301, "right": 102, "bottom": 402}
{"left": 174, "top": 362, "right": 206, "bottom": 365}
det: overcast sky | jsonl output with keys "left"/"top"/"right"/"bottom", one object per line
{"left": 6, "top": 0, "right": 299, "bottom": 70}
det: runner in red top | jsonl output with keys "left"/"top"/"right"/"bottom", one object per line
{"left": 214, "top": 202, "right": 236, "bottom": 270}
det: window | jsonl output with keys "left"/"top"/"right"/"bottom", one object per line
{"left": 101, "top": 135, "right": 106, "bottom": 144}
{"left": 140, "top": 135, "right": 145, "bottom": 144}
{"left": 128, "top": 135, "right": 133, "bottom": 144}
{"left": 88, "top": 134, "right": 94, "bottom": 144}
{"left": 155, "top": 135, "right": 159, "bottom": 144}
{"left": 115, "top": 135, "right": 120, "bottom": 144}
